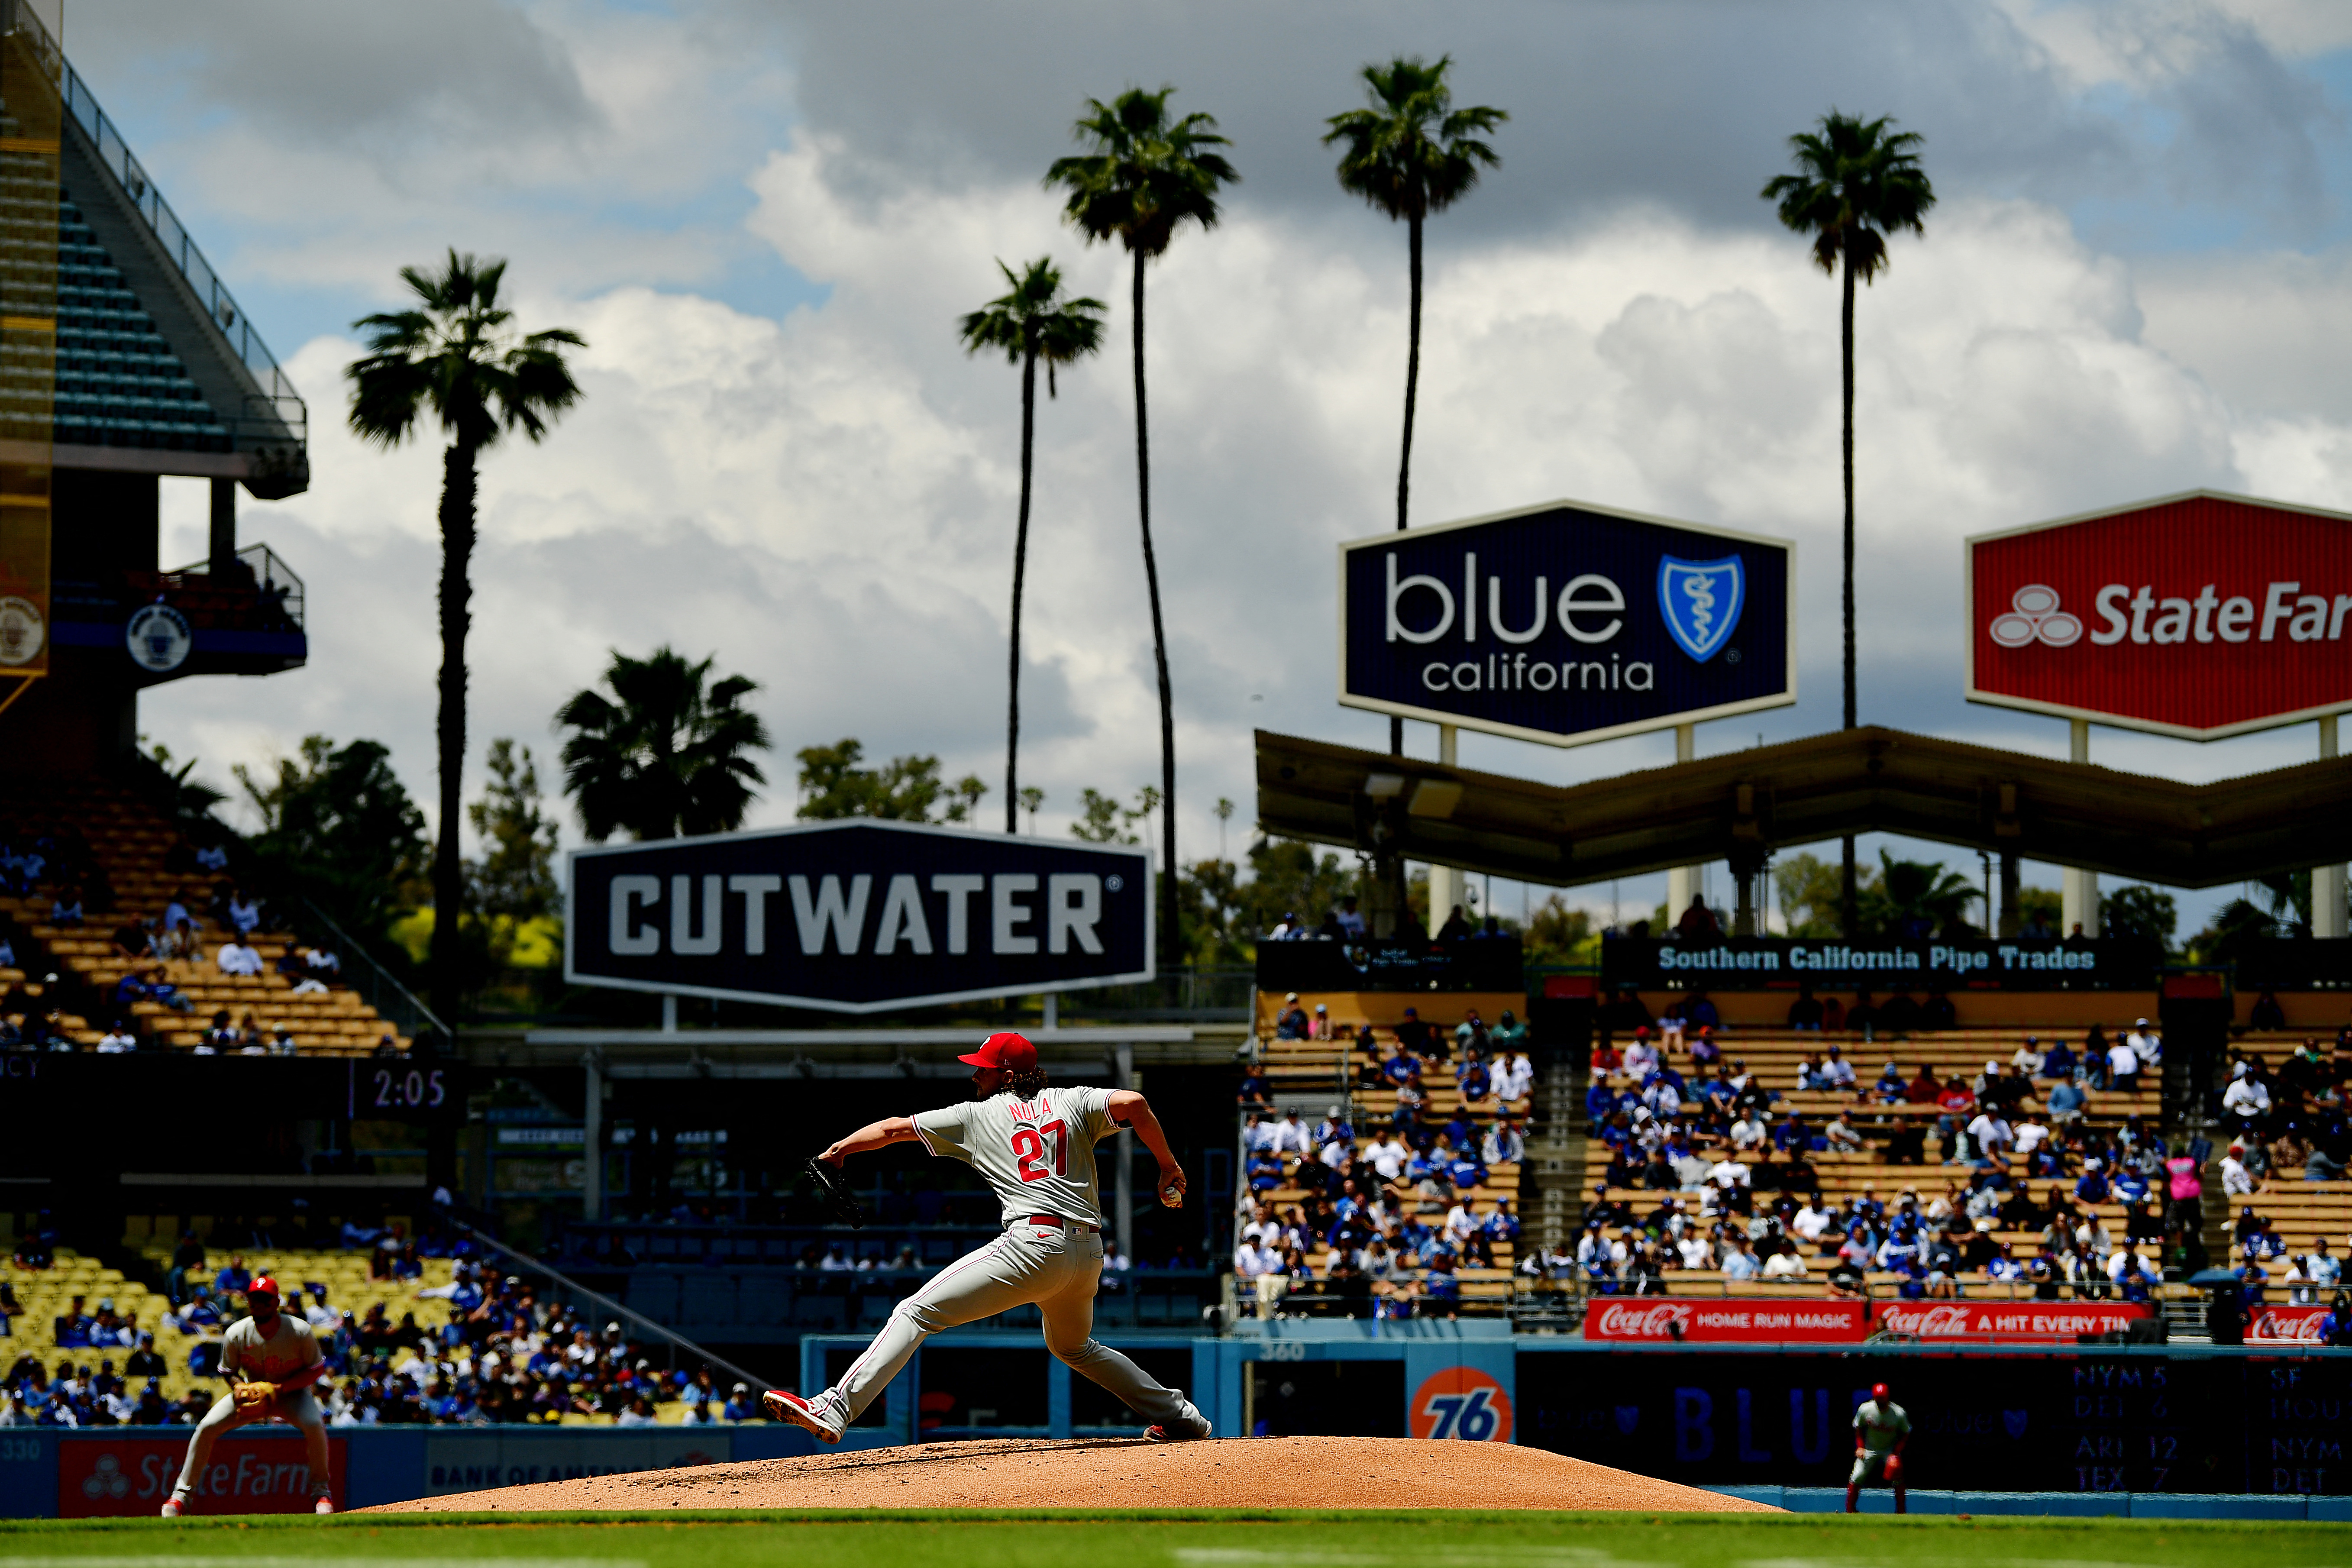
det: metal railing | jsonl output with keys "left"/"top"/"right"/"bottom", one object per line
{"left": 303, "top": 898, "right": 449, "bottom": 1050}
{"left": 158, "top": 541, "right": 305, "bottom": 631}
{"left": 41, "top": 5, "right": 306, "bottom": 440}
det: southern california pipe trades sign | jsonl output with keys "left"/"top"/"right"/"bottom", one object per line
{"left": 1338, "top": 498, "right": 1795, "bottom": 747}
{"left": 565, "top": 821, "right": 1153, "bottom": 1013}
{"left": 1602, "top": 936, "right": 2146, "bottom": 990}
{"left": 1966, "top": 489, "right": 2352, "bottom": 739}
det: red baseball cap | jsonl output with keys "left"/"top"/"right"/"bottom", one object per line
{"left": 249, "top": 1275, "right": 279, "bottom": 1299}
{"left": 960, "top": 1032, "right": 1037, "bottom": 1072}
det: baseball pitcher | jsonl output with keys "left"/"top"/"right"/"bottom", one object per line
{"left": 160, "top": 1274, "right": 335, "bottom": 1516}
{"left": 764, "top": 1031, "right": 1211, "bottom": 1442}
{"left": 1845, "top": 1380, "right": 1910, "bottom": 1514}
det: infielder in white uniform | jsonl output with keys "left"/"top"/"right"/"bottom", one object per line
{"left": 765, "top": 1031, "right": 1211, "bottom": 1443}
{"left": 160, "top": 1273, "right": 335, "bottom": 1516}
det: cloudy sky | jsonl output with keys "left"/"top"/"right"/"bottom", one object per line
{"left": 62, "top": 0, "right": 2352, "bottom": 934}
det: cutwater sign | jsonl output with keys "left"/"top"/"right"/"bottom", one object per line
{"left": 1339, "top": 498, "right": 1794, "bottom": 746}
{"left": 565, "top": 821, "right": 1153, "bottom": 1013}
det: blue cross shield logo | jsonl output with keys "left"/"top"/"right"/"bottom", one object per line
{"left": 1657, "top": 555, "right": 1745, "bottom": 662}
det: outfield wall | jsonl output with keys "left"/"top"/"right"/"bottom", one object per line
{"left": 6, "top": 1333, "right": 2350, "bottom": 1516}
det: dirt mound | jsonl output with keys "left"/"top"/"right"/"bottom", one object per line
{"left": 364, "top": 1435, "right": 1773, "bottom": 1513}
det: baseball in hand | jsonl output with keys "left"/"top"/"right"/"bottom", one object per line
{"left": 1159, "top": 1171, "right": 1186, "bottom": 1207}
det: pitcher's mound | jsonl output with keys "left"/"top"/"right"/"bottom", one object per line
{"left": 363, "top": 1435, "right": 1773, "bottom": 1513}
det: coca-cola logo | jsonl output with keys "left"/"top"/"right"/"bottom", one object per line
{"left": 2250, "top": 1309, "right": 2325, "bottom": 1342}
{"left": 1591, "top": 1302, "right": 1692, "bottom": 1338}
{"left": 1877, "top": 1303, "right": 1973, "bottom": 1335}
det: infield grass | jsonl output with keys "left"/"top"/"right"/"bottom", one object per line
{"left": 1, "top": 1513, "right": 2348, "bottom": 1568}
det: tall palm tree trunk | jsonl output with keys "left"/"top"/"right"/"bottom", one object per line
{"left": 1389, "top": 209, "right": 1426, "bottom": 760}
{"left": 1838, "top": 248, "right": 1858, "bottom": 940}
{"left": 1129, "top": 250, "right": 1180, "bottom": 976}
{"left": 1007, "top": 338, "right": 1037, "bottom": 834}
{"left": 430, "top": 441, "right": 477, "bottom": 1029}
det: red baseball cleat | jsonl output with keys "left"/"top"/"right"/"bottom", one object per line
{"left": 314, "top": 1494, "right": 336, "bottom": 1515}
{"left": 763, "top": 1388, "right": 843, "bottom": 1443}
{"left": 158, "top": 1497, "right": 185, "bottom": 1518}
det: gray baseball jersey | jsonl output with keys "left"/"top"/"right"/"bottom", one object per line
{"left": 913, "top": 1085, "right": 1120, "bottom": 1228}
{"left": 219, "top": 1312, "right": 323, "bottom": 1384}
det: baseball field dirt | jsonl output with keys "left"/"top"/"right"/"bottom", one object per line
{"left": 361, "top": 1435, "right": 1776, "bottom": 1513}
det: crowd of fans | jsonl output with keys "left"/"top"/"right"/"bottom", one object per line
{"left": 1260, "top": 897, "right": 1515, "bottom": 947}
{"left": 2216, "top": 1035, "right": 2352, "bottom": 1183}
{"left": 2, "top": 1224, "right": 773, "bottom": 1428}
{"left": 1234, "top": 1005, "right": 1532, "bottom": 1319}
{"left": 1556, "top": 1014, "right": 2235, "bottom": 1297}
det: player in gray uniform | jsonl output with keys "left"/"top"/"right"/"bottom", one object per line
{"left": 1846, "top": 1380, "right": 1910, "bottom": 1513}
{"left": 765, "top": 1031, "right": 1211, "bottom": 1443}
{"left": 160, "top": 1274, "right": 335, "bottom": 1516}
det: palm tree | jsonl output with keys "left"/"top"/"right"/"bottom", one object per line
{"left": 555, "top": 647, "right": 771, "bottom": 841}
{"left": 959, "top": 258, "right": 1106, "bottom": 835}
{"left": 1761, "top": 113, "right": 1933, "bottom": 937}
{"left": 1047, "top": 87, "right": 1238, "bottom": 974}
{"left": 1326, "top": 58, "right": 1505, "bottom": 755}
{"left": 1863, "top": 852, "right": 1979, "bottom": 939}
{"left": 347, "top": 250, "right": 584, "bottom": 1023}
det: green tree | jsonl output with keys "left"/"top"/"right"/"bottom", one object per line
{"left": 139, "top": 739, "right": 229, "bottom": 829}
{"left": 2016, "top": 884, "right": 2063, "bottom": 934}
{"left": 1017, "top": 786, "right": 1045, "bottom": 834}
{"left": 1179, "top": 856, "right": 1247, "bottom": 964}
{"left": 2188, "top": 897, "right": 2278, "bottom": 967}
{"left": 556, "top": 647, "right": 770, "bottom": 841}
{"left": 465, "top": 739, "right": 559, "bottom": 919}
{"left": 2102, "top": 883, "right": 2178, "bottom": 958}
{"left": 1240, "top": 837, "right": 1357, "bottom": 939}
{"left": 959, "top": 258, "right": 1105, "bottom": 834}
{"left": 794, "top": 739, "right": 985, "bottom": 824}
{"left": 1525, "top": 895, "right": 1596, "bottom": 966}
{"left": 1762, "top": 115, "right": 1933, "bottom": 937}
{"left": 1325, "top": 57, "right": 1506, "bottom": 754}
{"left": 236, "top": 736, "right": 430, "bottom": 944}
{"left": 1860, "top": 851, "right": 1979, "bottom": 938}
{"left": 1048, "top": 87, "right": 1238, "bottom": 975}
{"left": 347, "top": 250, "right": 585, "bottom": 1020}
{"left": 1070, "top": 785, "right": 1159, "bottom": 844}
{"left": 2257, "top": 870, "right": 2313, "bottom": 933}
{"left": 1775, "top": 850, "right": 1874, "bottom": 937}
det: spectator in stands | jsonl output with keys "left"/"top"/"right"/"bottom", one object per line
{"left": 1435, "top": 904, "right": 1472, "bottom": 941}
{"left": 1869, "top": 1060, "right": 1906, "bottom": 1103}
{"left": 48, "top": 884, "right": 84, "bottom": 928}
{"left": 1965, "top": 1104, "right": 2014, "bottom": 1168}
{"left": 1674, "top": 896, "right": 1720, "bottom": 938}
{"left": 1821, "top": 1045, "right": 1857, "bottom": 1090}
{"left": 2220, "top": 1143, "right": 2255, "bottom": 1196}
{"left": 94, "top": 1020, "right": 134, "bottom": 1053}
{"left": 2010, "top": 1036, "right": 2046, "bottom": 1077}
{"left": 1878, "top": 991, "right": 1921, "bottom": 1032}
{"left": 109, "top": 916, "right": 152, "bottom": 964}
{"left": 1273, "top": 993, "right": 1309, "bottom": 1040}
{"left": 1845, "top": 991, "right": 1879, "bottom": 1035}
{"left": 226, "top": 888, "right": 262, "bottom": 936}
{"left": 216, "top": 936, "right": 262, "bottom": 977}
{"left": 2249, "top": 988, "right": 2288, "bottom": 1031}
{"left": 2107, "top": 1031, "right": 2142, "bottom": 1093}
{"left": 2223, "top": 1072, "right": 2271, "bottom": 1137}
{"left": 2046, "top": 1074, "right": 2088, "bottom": 1128}
{"left": 2290, "top": 1238, "right": 2342, "bottom": 1303}
{"left": 1787, "top": 984, "right": 1825, "bottom": 1031}
{"left": 1393, "top": 1006, "right": 1434, "bottom": 1062}
{"left": 1235, "top": 1064, "right": 1272, "bottom": 1109}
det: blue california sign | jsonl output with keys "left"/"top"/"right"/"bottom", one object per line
{"left": 1338, "top": 498, "right": 1795, "bottom": 746}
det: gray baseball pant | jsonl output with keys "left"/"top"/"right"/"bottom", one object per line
{"left": 824, "top": 1219, "right": 1190, "bottom": 1425}
{"left": 173, "top": 1388, "right": 331, "bottom": 1500}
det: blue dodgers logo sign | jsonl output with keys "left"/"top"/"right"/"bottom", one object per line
{"left": 1657, "top": 555, "right": 1744, "bottom": 662}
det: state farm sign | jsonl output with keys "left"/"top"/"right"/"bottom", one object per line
{"left": 1966, "top": 490, "right": 2352, "bottom": 738}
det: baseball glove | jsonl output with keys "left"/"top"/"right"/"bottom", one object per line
{"left": 233, "top": 1380, "right": 277, "bottom": 1409}
{"left": 807, "top": 1157, "right": 866, "bottom": 1229}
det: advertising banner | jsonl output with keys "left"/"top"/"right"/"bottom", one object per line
{"left": 2249, "top": 1306, "right": 2331, "bottom": 1342}
{"left": 1873, "top": 1301, "right": 2151, "bottom": 1339}
{"left": 1339, "top": 498, "right": 1793, "bottom": 747}
{"left": 1582, "top": 1299, "right": 1867, "bottom": 1342}
{"left": 1967, "top": 490, "right": 2352, "bottom": 739}
{"left": 1602, "top": 936, "right": 2148, "bottom": 991}
{"left": 566, "top": 821, "right": 1153, "bottom": 1012}
{"left": 57, "top": 1433, "right": 346, "bottom": 1517}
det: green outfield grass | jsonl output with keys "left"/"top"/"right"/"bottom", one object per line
{"left": 1, "top": 1513, "right": 2349, "bottom": 1568}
